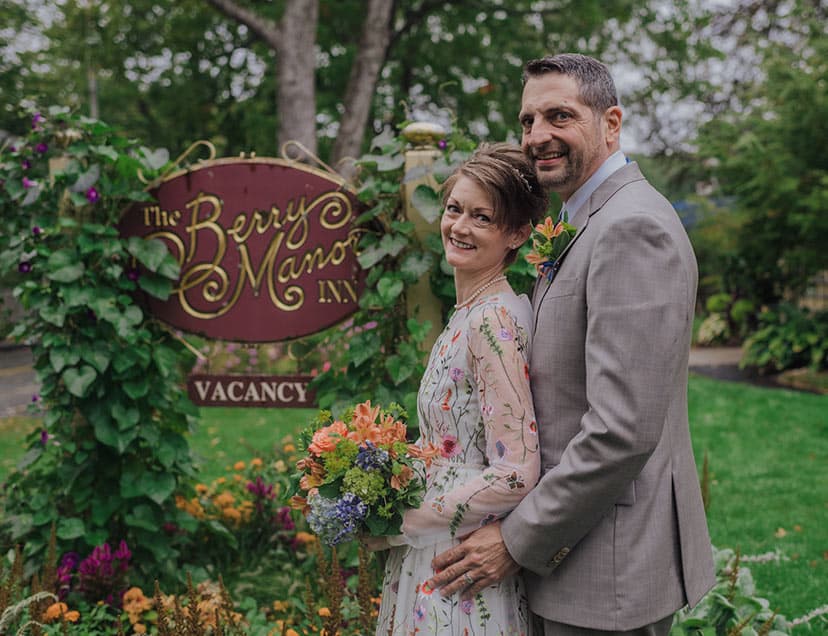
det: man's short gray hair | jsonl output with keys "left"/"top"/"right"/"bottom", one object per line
{"left": 523, "top": 53, "right": 618, "bottom": 113}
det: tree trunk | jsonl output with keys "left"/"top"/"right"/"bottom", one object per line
{"left": 277, "top": 0, "right": 320, "bottom": 160}
{"left": 330, "top": 0, "right": 394, "bottom": 170}
{"left": 205, "top": 0, "right": 320, "bottom": 159}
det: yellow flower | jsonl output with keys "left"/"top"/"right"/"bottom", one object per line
{"left": 134, "top": 623, "right": 147, "bottom": 634}
{"left": 273, "top": 600, "right": 289, "bottom": 612}
{"left": 274, "top": 460, "right": 287, "bottom": 472}
{"left": 234, "top": 461, "right": 246, "bottom": 471}
{"left": 251, "top": 457, "right": 263, "bottom": 467}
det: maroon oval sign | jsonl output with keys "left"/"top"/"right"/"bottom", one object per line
{"left": 119, "top": 158, "right": 365, "bottom": 342}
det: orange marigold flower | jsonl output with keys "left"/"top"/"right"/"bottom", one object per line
{"left": 195, "top": 483, "right": 209, "bottom": 494}
{"left": 273, "top": 600, "right": 289, "bottom": 612}
{"left": 233, "top": 461, "right": 246, "bottom": 471}
{"left": 285, "top": 630, "right": 300, "bottom": 636}
{"left": 318, "top": 607, "right": 331, "bottom": 617}
{"left": 134, "top": 623, "right": 147, "bottom": 634}
{"left": 222, "top": 507, "right": 242, "bottom": 523}
{"left": 251, "top": 457, "right": 263, "bottom": 467}
{"left": 213, "top": 492, "right": 236, "bottom": 508}
{"left": 283, "top": 443, "right": 296, "bottom": 453}
{"left": 294, "top": 531, "right": 316, "bottom": 544}
{"left": 44, "top": 602, "right": 78, "bottom": 623}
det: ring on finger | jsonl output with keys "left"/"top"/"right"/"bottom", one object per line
{"left": 462, "top": 572, "right": 474, "bottom": 586}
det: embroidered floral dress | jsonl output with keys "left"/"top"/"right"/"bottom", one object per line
{"left": 376, "top": 290, "right": 540, "bottom": 636}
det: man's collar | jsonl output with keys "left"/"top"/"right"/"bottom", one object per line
{"left": 563, "top": 150, "right": 627, "bottom": 223}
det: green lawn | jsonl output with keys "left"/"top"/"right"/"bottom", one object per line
{"left": 2, "top": 376, "right": 826, "bottom": 627}
{"left": 687, "top": 374, "right": 828, "bottom": 628}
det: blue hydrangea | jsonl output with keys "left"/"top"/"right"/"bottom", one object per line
{"left": 354, "top": 441, "right": 390, "bottom": 471}
{"left": 307, "top": 492, "right": 368, "bottom": 546}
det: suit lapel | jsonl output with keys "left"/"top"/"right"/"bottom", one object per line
{"left": 532, "top": 162, "right": 647, "bottom": 312}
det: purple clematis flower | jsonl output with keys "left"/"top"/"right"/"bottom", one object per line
{"left": 85, "top": 187, "right": 100, "bottom": 203}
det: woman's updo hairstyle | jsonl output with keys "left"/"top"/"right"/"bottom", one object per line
{"left": 440, "top": 142, "right": 549, "bottom": 265}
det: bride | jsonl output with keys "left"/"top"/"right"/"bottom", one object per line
{"left": 366, "top": 142, "right": 548, "bottom": 635}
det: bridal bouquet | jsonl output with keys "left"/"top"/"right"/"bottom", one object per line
{"left": 289, "top": 400, "right": 438, "bottom": 546}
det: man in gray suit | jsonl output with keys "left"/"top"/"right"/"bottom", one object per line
{"left": 429, "top": 53, "right": 716, "bottom": 635}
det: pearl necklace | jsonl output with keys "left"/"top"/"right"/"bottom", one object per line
{"left": 454, "top": 275, "right": 507, "bottom": 309}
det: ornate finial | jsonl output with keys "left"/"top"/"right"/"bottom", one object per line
{"left": 401, "top": 122, "right": 446, "bottom": 148}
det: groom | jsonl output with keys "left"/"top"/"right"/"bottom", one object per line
{"left": 429, "top": 54, "right": 716, "bottom": 635}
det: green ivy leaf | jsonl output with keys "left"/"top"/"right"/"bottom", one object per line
{"left": 62, "top": 365, "right": 97, "bottom": 397}
{"left": 137, "top": 471, "right": 176, "bottom": 505}
{"left": 56, "top": 517, "right": 86, "bottom": 540}
{"left": 123, "top": 376, "right": 149, "bottom": 398}
{"left": 411, "top": 184, "right": 442, "bottom": 223}
{"left": 127, "top": 237, "right": 170, "bottom": 272}
{"left": 48, "top": 262, "right": 85, "bottom": 283}
{"left": 138, "top": 272, "right": 173, "bottom": 299}
{"left": 359, "top": 153, "right": 404, "bottom": 172}
{"left": 81, "top": 346, "right": 110, "bottom": 374}
{"left": 112, "top": 402, "right": 140, "bottom": 430}
{"left": 152, "top": 345, "right": 180, "bottom": 378}
{"left": 400, "top": 252, "right": 434, "bottom": 279}
{"left": 50, "top": 347, "right": 81, "bottom": 373}
{"left": 377, "top": 277, "right": 404, "bottom": 305}
{"left": 378, "top": 233, "right": 408, "bottom": 258}
{"left": 124, "top": 504, "right": 160, "bottom": 531}
{"left": 357, "top": 244, "right": 386, "bottom": 269}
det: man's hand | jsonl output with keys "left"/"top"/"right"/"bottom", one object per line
{"left": 427, "top": 521, "right": 520, "bottom": 599}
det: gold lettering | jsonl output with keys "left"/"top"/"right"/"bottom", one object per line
{"left": 161, "top": 187, "right": 359, "bottom": 320}
{"left": 318, "top": 279, "right": 358, "bottom": 304}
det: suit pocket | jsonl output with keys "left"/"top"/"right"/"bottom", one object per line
{"left": 543, "top": 276, "right": 579, "bottom": 299}
{"left": 615, "top": 481, "right": 636, "bottom": 506}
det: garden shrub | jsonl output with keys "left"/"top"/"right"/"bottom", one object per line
{"left": 740, "top": 303, "right": 828, "bottom": 373}
{"left": 671, "top": 547, "right": 791, "bottom": 635}
{"left": 0, "top": 106, "right": 199, "bottom": 586}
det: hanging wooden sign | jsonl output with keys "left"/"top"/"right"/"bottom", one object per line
{"left": 119, "top": 158, "right": 365, "bottom": 342}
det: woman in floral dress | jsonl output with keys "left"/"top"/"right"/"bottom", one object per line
{"left": 369, "top": 143, "right": 549, "bottom": 635}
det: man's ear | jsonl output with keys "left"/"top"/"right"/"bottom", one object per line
{"left": 604, "top": 106, "right": 622, "bottom": 147}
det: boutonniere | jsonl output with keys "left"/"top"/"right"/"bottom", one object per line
{"left": 525, "top": 215, "right": 578, "bottom": 282}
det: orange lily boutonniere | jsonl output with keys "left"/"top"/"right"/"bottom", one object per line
{"left": 525, "top": 214, "right": 577, "bottom": 282}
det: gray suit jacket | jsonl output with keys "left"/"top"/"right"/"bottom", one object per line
{"left": 501, "top": 162, "right": 715, "bottom": 631}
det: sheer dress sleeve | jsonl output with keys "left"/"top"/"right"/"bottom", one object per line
{"left": 397, "top": 303, "right": 540, "bottom": 547}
